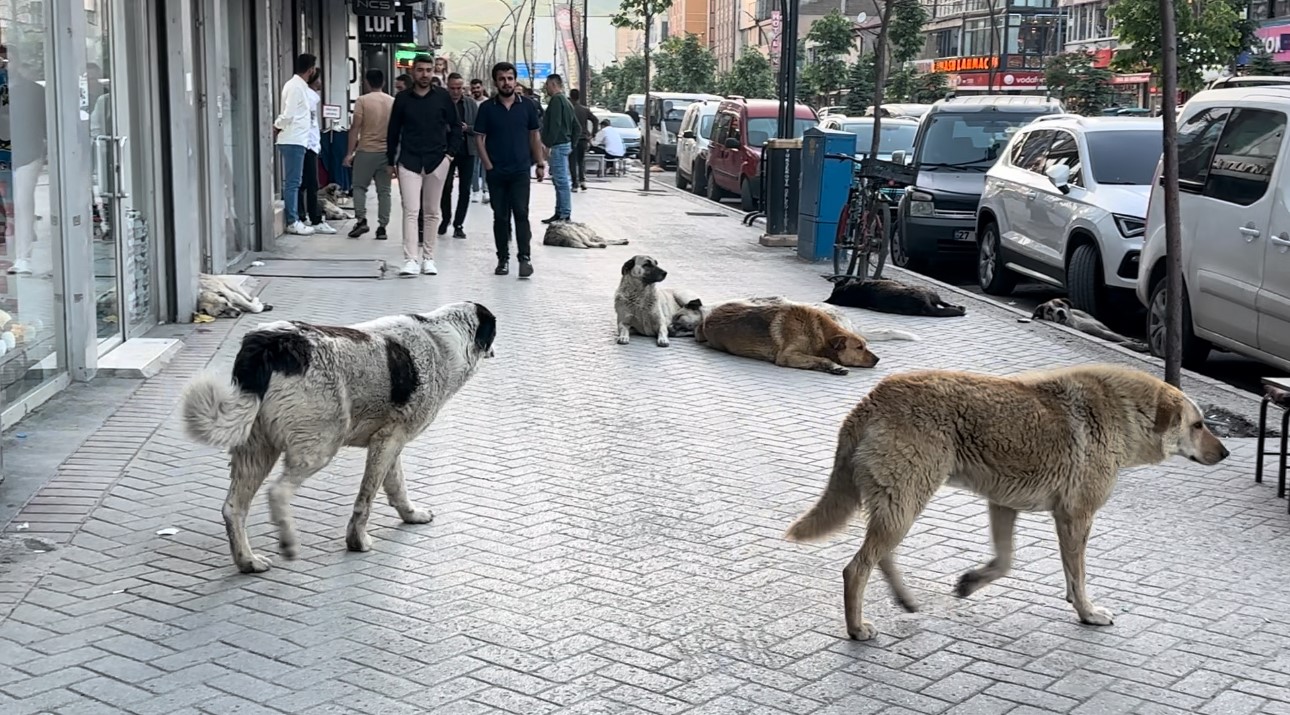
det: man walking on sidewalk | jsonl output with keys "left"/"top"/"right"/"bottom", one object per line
{"left": 386, "top": 54, "right": 461, "bottom": 278}
{"left": 540, "top": 74, "right": 578, "bottom": 223}
{"left": 474, "top": 61, "right": 546, "bottom": 278}
{"left": 273, "top": 53, "right": 318, "bottom": 236}
{"left": 297, "top": 72, "right": 337, "bottom": 235}
{"left": 469, "top": 78, "right": 490, "bottom": 205}
{"left": 344, "top": 69, "right": 395, "bottom": 239}
{"left": 568, "top": 89, "right": 596, "bottom": 192}
{"left": 438, "top": 73, "right": 477, "bottom": 240}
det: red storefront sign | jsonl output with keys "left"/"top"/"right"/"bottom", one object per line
{"left": 1111, "top": 72, "right": 1152, "bottom": 85}
{"left": 950, "top": 71, "right": 1044, "bottom": 90}
{"left": 1091, "top": 48, "right": 1114, "bottom": 68}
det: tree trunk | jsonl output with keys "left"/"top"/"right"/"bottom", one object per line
{"left": 1160, "top": 0, "right": 1183, "bottom": 386}
{"left": 987, "top": 0, "right": 1000, "bottom": 90}
{"left": 868, "top": 0, "right": 896, "bottom": 161}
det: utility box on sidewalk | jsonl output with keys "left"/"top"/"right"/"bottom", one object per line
{"left": 797, "top": 128, "right": 855, "bottom": 262}
{"left": 759, "top": 138, "right": 803, "bottom": 247}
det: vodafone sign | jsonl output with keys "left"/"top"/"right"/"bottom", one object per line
{"left": 951, "top": 71, "right": 1045, "bottom": 91}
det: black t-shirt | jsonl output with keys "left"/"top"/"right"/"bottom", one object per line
{"left": 474, "top": 94, "right": 540, "bottom": 177}
{"left": 386, "top": 86, "right": 461, "bottom": 173}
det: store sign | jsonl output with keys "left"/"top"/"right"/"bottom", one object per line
{"left": 932, "top": 55, "right": 1000, "bottom": 73}
{"left": 1112, "top": 72, "right": 1152, "bottom": 85}
{"left": 354, "top": 0, "right": 396, "bottom": 17}
{"left": 770, "top": 10, "right": 782, "bottom": 58}
{"left": 358, "top": 6, "right": 414, "bottom": 43}
{"left": 1255, "top": 19, "right": 1290, "bottom": 63}
{"left": 952, "top": 71, "right": 1043, "bottom": 90}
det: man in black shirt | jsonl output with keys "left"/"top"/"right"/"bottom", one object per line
{"left": 438, "top": 73, "right": 478, "bottom": 239}
{"left": 386, "top": 54, "right": 461, "bottom": 278}
{"left": 474, "top": 62, "right": 546, "bottom": 278}
{"left": 568, "top": 89, "right": 597, "bottom": 192}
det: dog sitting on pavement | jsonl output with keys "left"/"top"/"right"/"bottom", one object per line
{"left": 180, "top": 301, "right": 497, "bottom": 574}
{"left": 615, "top": 255, "right": 703, "bottom": 347}
{"left": 197, "top": 274, "right": 274, "bottom": 319}
{"left": 1031, "top": 298, "right": 1149, "bottom": 353}
{"left": 825, "top": 278, "right": 967, "bottom": 317}
{"left": 785, "top": 364, "right": 1229, "bottom": 640}
{"left": 695, "top": 299, "right": 881, "bottom": 375}
{"left": 543, "top": 221, "right": 629, "bottom": 249}
{"left": 318, "top": 184, "right": 351, "bottom": 221}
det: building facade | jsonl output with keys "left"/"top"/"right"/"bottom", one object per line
{"left": 666, "top": 0, "right": 711, "bottom": 42}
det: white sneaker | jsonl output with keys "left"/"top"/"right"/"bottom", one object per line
{"left": 312, "top": 222, "right": 337, "bottom": 235}
{"left": 286, "top": 221, "right": 314, "bottom": 236}
{"left": 482, "top": 191, "right": 490, "bottom": 204}
{"left": 421, "top": 259, "right": 438, "bottom": 275}
{"left": 471, "top": 190, "right": 481, "bottom": 203}
{"left": 399, "top": 260, "right": 420, "bottom": 277}
{"left": 7, "top": 259, "right": 32, "bottom": 275}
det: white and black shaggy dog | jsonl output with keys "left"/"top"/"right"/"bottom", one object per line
{"left": 180, "top": 301, "right": 497, "bottom": 574}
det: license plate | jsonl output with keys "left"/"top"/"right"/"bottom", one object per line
{"left": 954, "top": 230, "right": 975, "bottom": 241}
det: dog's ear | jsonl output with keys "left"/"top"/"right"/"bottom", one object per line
{"left": 621, "top": 258, "right": 636, "bottom": 276}
{"left": 829, "top": 335, "right": 850, "bottom": 352}
{"left": 685, "top": 298, "right": 702, "bottom": 310}
{"left": 1031, "top": 305, "right": 1045, "bottom": 319}
{"left": 1153, "top": 390, "right": 1183, "bottom": 434}
{"left": 472, "top": 302, "right": 498, "bottom": 353}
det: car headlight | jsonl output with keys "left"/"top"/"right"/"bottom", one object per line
{"left": 1113, "top": 213, "right": 1145, "bottom": 239}
{"left": 907, "top": 189, "right": 934, "bottom": 217}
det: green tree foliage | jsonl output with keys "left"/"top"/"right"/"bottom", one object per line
{"left": 652, "top": 34, "right": 719, "bottom": 93}
{"left": 610, "top": 0, "right": 673, "bottom": 30}
{"left": 887, "top": 0, "right": 930, "bottom": 66}
{"left": 1247, "top": 46, "right": 1279, "bottom": 75}
{"left": 1045, "top": 52, "right": 1117, "bottom": 115}
{"left": 1109, "top": 0, "right": 1246, "bottom": 92}
{"left": 719, "top": 47, "right": 777, "bottom": 98}
{"left": 844, "top": 54, "right": 876, "bottom": 114}
{"left": 596, "top": 54, "right": 646, "bottom": 110}
{"left": 802, "top": 10, "right": 857, "bottom": 101}
{"left": 885, "top": 67, "right": 950, "bottom": 103}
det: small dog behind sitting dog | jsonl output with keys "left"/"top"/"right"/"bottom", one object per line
{"left": 826, "top": 278, "right": 966, "bottom": 317}
{"left": 544, "top": 221, "right": 629, "bottom": 249}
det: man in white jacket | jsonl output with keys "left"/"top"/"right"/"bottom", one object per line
{"left": 274, "top": 53, "right": 319, "bottom": 236}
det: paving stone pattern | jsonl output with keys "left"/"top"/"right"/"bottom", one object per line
{"left": 2, "top": 179, "right": 1289, "bottom": 714}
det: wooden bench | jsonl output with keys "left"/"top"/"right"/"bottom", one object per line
{"left": 1256, "top": 376, "right": 1290, "bottom": 512}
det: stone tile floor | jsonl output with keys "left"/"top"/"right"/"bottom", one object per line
{"left": 1, "top": 176, "right": 1288, "bottom": 714}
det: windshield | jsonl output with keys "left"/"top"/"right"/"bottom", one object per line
{"left": 843, "top": 122, "right": 918, "bottom": 155}
{"left": 606, "top": 114, "right": 637, "bottom": 129}
{"left": 917, "top": 112, "right": 1048, "bottom": 169}
{"left": 661, "top": 99, "right": 696, "bottom": 121}
{"left": 699, "top": 113, "right": 715, "bottom": 138}
{"left": 746, "top": 117, "right": 817, "bottom": 145}
{"left": 1086, "top": 130, "right": 1163, "bottom": 185}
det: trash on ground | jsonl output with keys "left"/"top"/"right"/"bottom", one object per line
{"left": 155, "top": 528, "right": 180, "bottom": 536}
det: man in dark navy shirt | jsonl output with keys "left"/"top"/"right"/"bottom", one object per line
{"left": 387, "top": 55, "right": 461, "bottom": 278}
{"left": 474, "top": 62, "right": 546, "bottom": 278}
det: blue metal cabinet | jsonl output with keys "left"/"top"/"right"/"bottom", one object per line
{"left": 797, "top": 128, "right": 856, "bottom": 262}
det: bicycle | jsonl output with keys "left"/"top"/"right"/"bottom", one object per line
{"left": 825, "top": 154, "right": 916, "bottom": 283}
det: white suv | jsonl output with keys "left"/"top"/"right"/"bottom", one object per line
{"left": 976, "top": 115, "right": 1163, "bottom": 319}
{"left": 675, "top": 99, "right": 718, "bottom": 195}
{"left": 1137, "top": 87, "right": 1290, "bottom": 371}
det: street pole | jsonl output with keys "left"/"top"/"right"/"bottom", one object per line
{"left": 643, "top": 2, "right": 652, "bottom": 191}
{"left": 777, "top": 0, "right": 800, "bottom": 139}
{"left": 580, "top": 0, "right": 590, "bottom": 102}
{"left": 1159, "top": 0, "right": 1183, "bottom": 386}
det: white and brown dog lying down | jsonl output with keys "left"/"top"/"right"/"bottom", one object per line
{"left": 694, "top": 297, "right": 917, "bottom": 375}
{"left": 544, "top": 221, "right": 629, "bottom": 249}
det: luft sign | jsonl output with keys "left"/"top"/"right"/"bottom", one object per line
{"left": 932, "top": 55, "right": 1000, "bottom": 73}
{"left": 358, "top": 6, "right": 414, "bottom": 44}
{"left": 354, "top": 0, "right": 396, "bottom": 17}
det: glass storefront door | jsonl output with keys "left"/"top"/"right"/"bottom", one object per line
{"left": 223, "top": 0, "right": 258, "bottom": 263}
{"left": 85, "top": 0, "right": 159, "bottom": 345}
{"left": 0, "top": 2, "right": 67, "bottom": 412}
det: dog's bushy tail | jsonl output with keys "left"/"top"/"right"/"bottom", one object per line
{"left": 180, "top": 375, "right": 261, "bottom": 449}
{"left": 785, "top": 418, "right": 864, "bottom": 542}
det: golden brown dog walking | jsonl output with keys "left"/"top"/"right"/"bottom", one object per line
{"left": 785, "top": 364, "right": 1229, "bottom": 640}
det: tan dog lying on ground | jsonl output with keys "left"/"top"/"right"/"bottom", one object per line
{"left": 695, "top": 299, "right": 880, "bottom": 374}
{"left": 785, "top": 364, "right": 1230, "bottom": 640}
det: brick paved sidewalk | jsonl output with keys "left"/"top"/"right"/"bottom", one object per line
{"left": 2, "top": 175, "right": 1289, "bottom": 715}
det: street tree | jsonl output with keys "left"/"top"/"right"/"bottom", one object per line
{"left": 597, "top": 54, "right": 646, "bottom": 110}
{"left": 612, "top": 0, "right": 673, "bottom": 184}
{"left": 653, "top": 34, "right": 718, "bottom": 93}
{"left": 1157, "top": 0, "right": 1184, "bottom": 386}
{"left": 1044, "top": 53, "right": 1117, "bottom": 115}
{"left": 1109, "top": 0, "right": 1248, "bottom": 92}
{"left": 887, "top": 0, "right": 929, "bottom": 66}
{"left": 719, "top": 47, "right": 777, "bottom": 99}
{"left": 845, "top": 53, "right": 876, "bottom": 114}
{"left": 1247, "top": 46, "right": 1278, "bottom": 75}
{"left": 802, "top": 10, "right": 856, "bottom": 102}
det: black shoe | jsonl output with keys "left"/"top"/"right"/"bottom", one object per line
{"left": 518, "top": 260, "right": 533, "bottom": 278}
{"left": 453, "top": 227, "right": 466, "bottom": 239}
{"left": 348, "top": 220, "right": 369, "bottom": 239}
{"left": 438, "top": 224, "right": 448, "bottom": 236}
{"left": 580, "top": 184, "right": 587, "bottom": 191}
{"left": 495, "top": 259, "right": 509, "bottom": 275}
{"left": 375, "top": 226, "right": 388, "bottom": 240}
{"left": 540, "top": 214, "right": 559, "bottom": 224}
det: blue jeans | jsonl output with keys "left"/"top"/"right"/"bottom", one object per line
{"left": 549, "top": 142, "right": 572, "bottom": 218}
{"left": 278, "top": 143, "right": 307, "bottom": 225}
{"left": 471, "top": 156, "right": 484, "bottom": 192}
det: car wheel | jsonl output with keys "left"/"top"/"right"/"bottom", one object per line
{"left": 740, "top": 178, "right": 757, "bottom": 212}
{"left": 691, "top": 159, "right": 707, "bottom": 195}
{"left": 1147, "top": 278, "right": 1211, "bottom": 368}
{"left": 889, "top": 222, "right": 928, "bottom": 272}
{"left": 977, "top": 222, "right": 1017, "bottom": 295}
{"left": 1066, "top": 242, "right": 1105, "bottom": 319}
{"left": 706, "top": 170, "right": 727, "bottom": 202}
{"left": 675, "top": 163, "right": 689, "bottom": 190}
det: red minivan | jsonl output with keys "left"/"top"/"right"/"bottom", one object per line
{"left": 705, "top": 97, "right": 819, "bottom": 211}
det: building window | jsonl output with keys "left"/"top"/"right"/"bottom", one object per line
{"left": 1066, "top": 3, "right": 1114, "bottom": 44}
{"left": 935, "top": 28, "right": 961, "bottom": 57}
{"left": 962, "top": 16, "right": 1005, "bottom": 56}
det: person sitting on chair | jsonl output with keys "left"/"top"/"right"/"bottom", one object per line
{"left": 590, "top": 118, "right": 626, "bottom": 174}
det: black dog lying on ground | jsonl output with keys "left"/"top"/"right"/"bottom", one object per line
{"left": 825, "top": 278, "right": 967, "bottom": 317}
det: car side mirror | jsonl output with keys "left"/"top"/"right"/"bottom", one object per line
{"left": 724, "top": 137, "right": 741, "bottom": 149}
{"left": 1046, "top": 164, "right": 1071, "bottom": 193}
{"left": 890, "top": 150, "right": 907, "bottom": 165}
{"left": 682, "top": 130, "right": 695, "bottom": 139}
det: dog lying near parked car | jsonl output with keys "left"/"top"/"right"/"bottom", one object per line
{"left": 180, "top": 301, "right": 496, "bottom": 574}
{"left": 1031, "top": 298, "right": 1149, "bottom": 353}
{"left": 825, "top": 278, "right": 967, "bottom": 317}
{"left": 785, "top": 364, "right": 1229, "bottom": 640}
{"left": 543, "top": 221, "right": 629, "bottom": 249}
{"left": 695, "top": 299, "right": 882, "bottom": 375}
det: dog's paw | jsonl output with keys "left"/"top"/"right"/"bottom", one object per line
{"left": 955, "top": 570, "right": 989, "bottom": 598}
{"left": 401, "top": 507, "right": 434, "bottom": 525}
{"left": 616, "top": 335, "right": 630, "bottom": 345}
{"left": 279, "top": 538, "right": 299, "bottom": 560}
{"left": 346, "top": 529, "right": 373, "bottom": 553}
{"left": 830, "top": 365, "right": 849, "bottom": 375}
{"left": 1079, "top": 605, "right": 1115, "bottom": 626}
{"left": 237, "top": 554, "right": 272, "bottom": 574}
{"left": 656, "top": 337, "right": 670, "bottom": 347}
{"left": 847, "top": 620, "right": 878, "bottom": 641}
